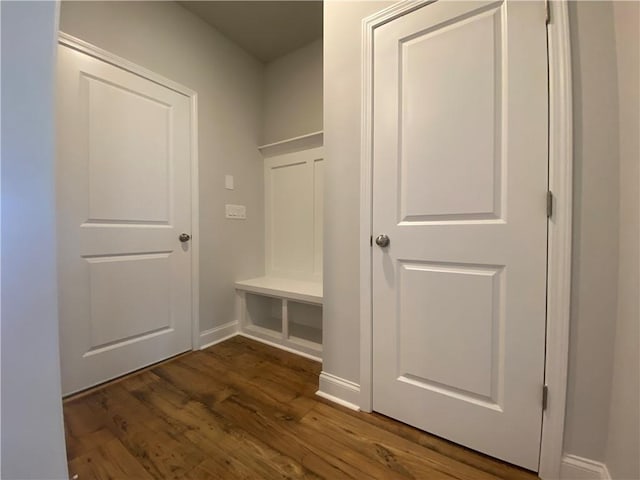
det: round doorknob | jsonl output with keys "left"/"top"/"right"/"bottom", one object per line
{"left": 179, "top": 233, "right": 191, "bottom": 243}
{"left": 375, "top": 234, "right": 390, "bottom": 248}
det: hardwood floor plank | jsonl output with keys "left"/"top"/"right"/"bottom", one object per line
{"left": 204, "top": 338, "right": 321, "bottom": 385}
{"left": 365, "top": 411, "right": 537, "bottom": 480}
{"left": 153, "top": 358, "right": 236, "bottom": 405}
{"left": 63, "top": 337, "right": 540, "bottom": 480}
{"left": 179, "top": 350, "right": 317, "bottom": 419}
{"left": 78, "top": 386, "right": 205, "bottom": 479}
{"left": 151, "top": 354, "right": 367, "bottom": 478}
{"left": 125, "top": 373, "right": 320, "bottom": 479}
{"left": 308, "top": 401, "right": 535, "bottom": 480}
{"left": 184, "top": 457, "right": 278, "bottom": 480}
{"left": 65, "top": 426, "right": 117, "bottom": 462}
{"left": 64, "top": 401, "right": 105, "bottom": 436}
{"left": 218, "top": 391, "right": 421, "bottom": 480}
{"left": 303, "top": 403, "right": 501, "bottom": 480}
{"left": 211, "top": 335, "right": 321, "bottom": 377}
{"left": 68, "top": 438, "right": 154, "bottom": 480}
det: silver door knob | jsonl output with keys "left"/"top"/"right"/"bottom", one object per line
{"left": 375, "top": 234, "right": 390, "bottom": 248}
{"left": 179, "top": 233, "right": 191, "bottom": 243}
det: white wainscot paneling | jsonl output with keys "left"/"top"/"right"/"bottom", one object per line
{"left": 265, "top": 147, "right": 324, "bottom": 282}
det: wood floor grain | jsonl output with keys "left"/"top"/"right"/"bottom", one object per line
{"left": 63, "top": 336, "right": 539, "bottom": 480}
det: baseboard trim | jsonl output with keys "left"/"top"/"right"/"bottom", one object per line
{"left": 199, "top": 321, "right": 239, "bottom": 349}
{"left": 236, "top": 332, "right": 322, "bottom": 362}
{"left": 560, "top": 454, "right": 611, "bottom": 480}
{"left": 316, "top": 371, "right": 361, "bottom": 411}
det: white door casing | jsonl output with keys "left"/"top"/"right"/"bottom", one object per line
{"left": 371, "top": 0, "right": 548, "bottom": 470}
{"left": 57, "top": 39, "right": 195, "bottom": 395}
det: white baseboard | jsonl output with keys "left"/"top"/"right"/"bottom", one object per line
{"left": 199, "top": 321, "right": 239, "bottom": 349}
{"left": 560, "top": 454, "right": 611, "bottom": 480}
{"left": 236, "top": 332, "right": 322, "bottom": 362}
{"left": 316, "top": 371, "right": 361, "bottom": 411}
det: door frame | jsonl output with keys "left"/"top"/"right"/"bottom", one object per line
{"left": 58, "top": 32, "right": 201, "bottom": 351}
{"left": 358, "top": 2, "right": 573, "bottom": 478}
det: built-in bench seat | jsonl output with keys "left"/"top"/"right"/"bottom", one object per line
{"left": 235, "top": 276, "right": 323, "bottom": 360}
{"left": 235, "top": 276, "right": 322, "bottom": 305}
{"left": 236, "top": 137, "right": 325, "bottom": 361}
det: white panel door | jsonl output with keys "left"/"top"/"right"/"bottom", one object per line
{"left": 372, "top": 1, "right": 548, "bottom": 470}
{"left": 57, "top": 44, "right": 193, "bottom": 395}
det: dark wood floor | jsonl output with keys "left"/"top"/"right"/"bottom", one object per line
{"left": 64, "top": 336, "right": 539, "bottom": 479}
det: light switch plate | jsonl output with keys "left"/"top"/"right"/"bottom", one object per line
{"left": 225, "top": 204, "right": 246, "bottom": 219}
{"left": 225, "top": 175, "right": 234, "bottom": 190}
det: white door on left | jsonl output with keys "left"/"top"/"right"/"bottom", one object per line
{"left": 56, "top": 43, "right": 193, "bottom": 395}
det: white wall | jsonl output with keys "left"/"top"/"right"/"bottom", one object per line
{"left": 564, "top": 1, "right": 621, "bottom": 462}
{"left": 605, "top": 3, "right": 640, "bottom": 479}
{"left": 59, "top": 1, "right": 266, "bottom": 335}
{"left": 263, "top": 38, "right": 323, "bottom": 144}
{"left": 0, "top": 1, "right": 69, "bottom": 478}
{"left": 323, "top": 1, "right": 393, "bottom": 385}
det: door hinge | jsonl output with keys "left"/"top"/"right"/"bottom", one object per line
{"left": 547, "top": 191, "right": 554, "bottom": 218}
{"left": 545, "top": 0, "right": 550, "bottom": 24}
{"left": 542, "top": 385, "right": 549, "bottom": 411}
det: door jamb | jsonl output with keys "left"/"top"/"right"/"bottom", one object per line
{"left": 57, "top": 32, "right": 201, "bottom": 351}
{"left": 358, "top": 2, "right": 573, "bottom": 478}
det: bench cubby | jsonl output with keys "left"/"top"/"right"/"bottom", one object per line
{"left": 235, "top": 277, "right": 322, "bottom": 360}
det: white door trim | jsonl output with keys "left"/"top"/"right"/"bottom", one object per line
{"left": 538, "top": 2, "right": 573, "bottom": 478}
{"left": 58, "top": 32, "right": 201, "bottom": 351}
{"left": 358, "top": 2, "right": 573, "bottom": 478}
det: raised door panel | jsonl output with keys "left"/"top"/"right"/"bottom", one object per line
{"left": 398, "top": 262, "right": 503, "bottom": 406}
{"left": 400, "top": 8, "right": 503, "bottom": 222}
{"left": 85, "top": 76, "right": 172, "bottom": 224}
{"left": 86, "top": 253, "right": 172, "bottom": 351}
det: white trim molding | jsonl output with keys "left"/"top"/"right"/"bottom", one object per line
{"left": 199, "top": 321, "right": 239, "bottom": 350}
{"left": 359, "top": 1, "right": 573, "bottom": 477}
{"left": 189, "top": 96, "right": 200, "bottom": 352}
{"left": 58, "top": 32, "right": 202, "bottom": 353}
{"left": 237, "top": 332, "right": 322, "bottom": 363}
{"left": 316, "top": 372, "right": 361, "bottom": 411}
{"left": 58, "top": 32, "right": 197, "bottom": 96}
{"left": 258, "top": 131, "right": 323, "bottom": 158}
{"left": 539, "top": 2, "right": 574, "bottom": 478}
{"left": 560, "top": 455, "right": 611, "bottom": 480}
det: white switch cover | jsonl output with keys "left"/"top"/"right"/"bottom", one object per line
{"left": 225, "top": 175, "right": 234, "bottom": 190}
{"left": 225, "top": 204, "right": 246, "bottom": 219}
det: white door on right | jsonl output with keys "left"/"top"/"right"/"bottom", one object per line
{"left": 372, "top": 1, "right": 548, "bottom": 470}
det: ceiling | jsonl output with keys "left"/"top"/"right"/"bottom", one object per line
{"left": 178, "top": 1, "right": 323, "bottom": 63}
